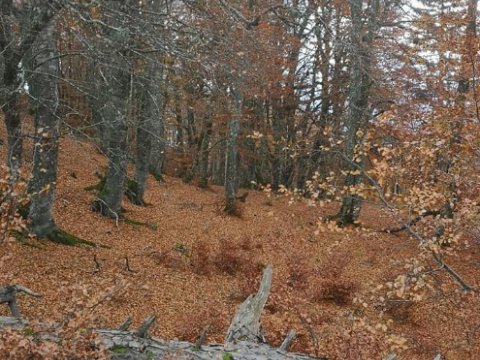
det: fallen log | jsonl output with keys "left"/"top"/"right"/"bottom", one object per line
{"left": 99, "top": 329, "right": 324, "bottom": 360}
{"left": 102, "top": 265, "right": 327, "bottom": 359}
{"left": 0, "top": 269, "right": 328, "bottom": 359}
{"left": 101, "top": 265, "right": 327, "bottom": 359}
{"left": 0, "top": 273, "right": 446, "bottom": 360}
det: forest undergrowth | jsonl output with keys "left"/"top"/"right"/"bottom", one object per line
{"left": 1, "top": 125, "right": 480, "bottom": 360}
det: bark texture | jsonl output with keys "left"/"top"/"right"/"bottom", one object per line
{"left": 149, "top": 83, "right": 166, "bottom": 182}
{"left": 27, "top": 20, "right": 61, "bottom": 237}
{"left": 93, "top": 2, "right": 131, "bottom": 218}
{"left": 129, "top": 62, "right": 157, "bottom": 205}
{"left": 224, "top": 87, "right": 242, "bottom": 214}
{"left": 337, "top": 0, "right": 380, "bottom": 226}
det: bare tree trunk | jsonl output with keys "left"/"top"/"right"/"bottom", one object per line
{"left": 211, "top": 143, "right": 225, "bottom": 186}
{"left": 86, "top": 59, "right": 108, "bottom": 152}
{"left": 129, "top": 62, "right": 157, "bottom": 205}
{"left": 4, "top": 91, "right": 22, "bottom": 181}
{"left": 198, "top": 116, "right": 213, "bottom": 188}
{"left": 0, "top": 1, "right": 23, "bottom": 181}
{"left": 173, "top": 76, "right": 184, "bottom": 148}
{"left": 304, "top": 8, "right": 339, "bottom": 190}
{"left": 96, "top": 76, "right": 129, "bottom": 218}
{"left": 224, "top": 87, "right": 242, "bottom": 214}
{"left": 337, "top": 0, "right": 380, "bottom": 226}
{"left": 1, "top": 1, "right": 63, "bottom": 182}
{"left": 92, "top": 3, "right": 131, "bottom": 219}
{"left": 26, "top": 20, "right": 61, "bottom": 237}
{"left": 271, "top": 101, "right": 283, "bottom": 192}
{"left": 149, "top": 96, "right": 166, "bottom": 181}
{"left": 130, "top": 92, "right": 152, "bottom": 205}
{"left": 186, "top": 108, "right": 196, "bottom": 147}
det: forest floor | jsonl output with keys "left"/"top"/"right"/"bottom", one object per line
{"left": 1, "top": 124, "right": 480, "bottom": 360}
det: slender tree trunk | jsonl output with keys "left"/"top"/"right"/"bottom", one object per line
{"left": 26, "top": 20, "right": 61, "bottom": 237}
{"left": 86, "top": 59, "right": 108, "bottom": 152}
{"left": 337, "top": 0, "right": 379, "bottom": 226}
{"left": 305, "top": 12, "right": 335, "bottom": 188}
{"left": 271, "top": 101, "right": 283, "bottom": 192}
{"left": 198, "top": 115, "right": 213, "bottom": 188}
{"left": 149, "top": 64, "right": 167, "bottom": 181}
{"left": 186, "top": 108, "right": 196, "bottom": 147}
{"left": 149, "top": 103, "right": 166, "bottom": 181}
{"left": 224, "top": 87, "right": 242, "bottom": 214}
{"left": 128, "top": 54, "right": 165, "bottom": 204}
{"left": 182, "top": 104, "right": 200, "bottom": 184}
{"left": 4, "top": 90, "right": 22, "bottom": 181}
{"left": 211, "top": 144, "right": 225, "bottom": 186}
{"left": 173, "top": 77, "right": 183, "bottom": 148}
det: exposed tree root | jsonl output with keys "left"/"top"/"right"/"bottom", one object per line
{"left": 124, "top": 178, "right": 146, "bottom": 206}
{"left": 44, "top": 226, "right": 97, "bottom": 247}
{"left": 84, "top": 176, "right": 106, "bottom": 192}
{"left": 149, "top": 168, "right": 165, "bottom": 183}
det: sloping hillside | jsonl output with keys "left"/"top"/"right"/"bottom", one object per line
{"left": 1, "top": 125, "right": 479, "bottom": 360}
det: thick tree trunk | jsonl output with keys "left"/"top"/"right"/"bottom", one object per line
{"left": 1, "top": 1, "right": 64, "bottom": 182}
{"left": 129, "top": 64, "right": 157, "bottom": 205}
{"left": 93, "top": 3, "right": 131, "bottom": 219}
{"left": 1, "top": 1, "right": 63, "bottom": 182}
{"left": 26, "top": 20, "right": 61, "bottom": 237}
{"left": 96, "top": 88, "right": 129, "bottom": 218}
{"left": 224, "top": 88, "right": 242, "bottom": 214}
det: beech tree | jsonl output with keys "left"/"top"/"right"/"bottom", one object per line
{"left": 337, "top": 0, "right": 381, "bottom": 226}
{"left": 25, "top": 18, "right": 62, "bottom": 239}
{"left": 129, "top": 59, "right": 157, "bottom": 206}
{"left": 224, "top": 83, "right": 242, "bottom": 214}
{"left": 1, "top": 0, "right": 476, "bottom": 234}
{"left": 0, "top": 1, "right": 64, "bottom": 181}
{"left": 90, "top": 2, "right": 131, "bottom": 219}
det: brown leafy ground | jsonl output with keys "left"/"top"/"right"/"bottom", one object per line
{"left": 1, "top": 124, "right": 480, "bottom": 359}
